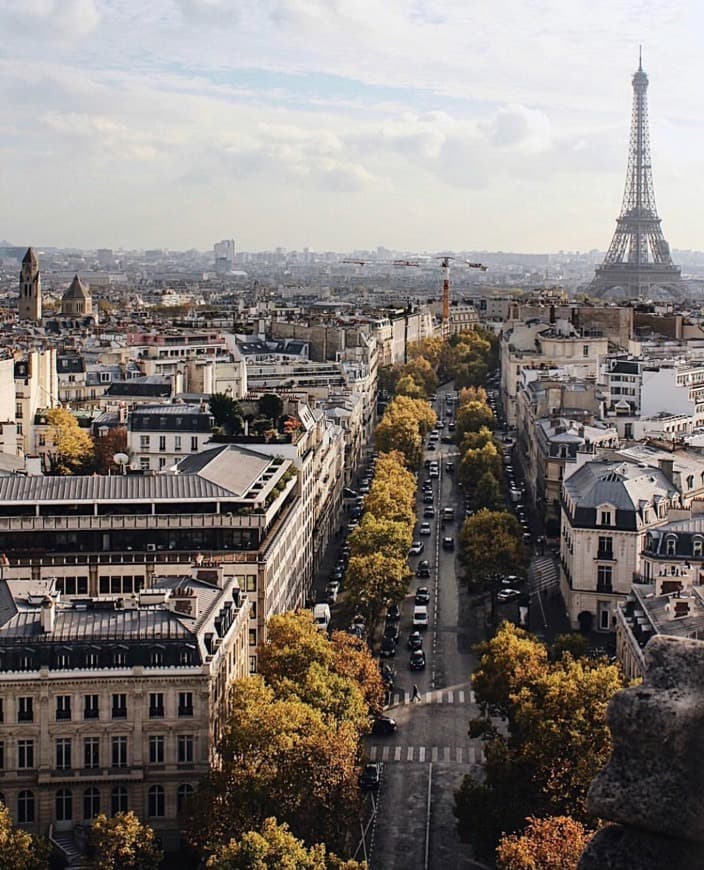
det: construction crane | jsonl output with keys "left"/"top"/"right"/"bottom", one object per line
{"left": 341, "top": 255, "right": 487, "bottom": 339}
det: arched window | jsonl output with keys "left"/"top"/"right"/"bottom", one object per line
{"left": 177, "top": 784, "right": 194, "bottom": 813}
{"left": 694, "top": 537, "right": 703, "bottom": 558}
{"left": 666, "top": 536, "right": 677, "bottom": 556}
{"left": 111, "top": 785, "right": 128, "bottom": 816}
{"left": 17, "top": 790, "right": 35, "bottom": 823}
{"left": 147, "top": 785, "right": 164, "bottom": 818}
{"left": 55, "top": 788, "right": 72, "bottom": 822}
{"left": 83, "top": 787, "right": 100, "bottom": 821}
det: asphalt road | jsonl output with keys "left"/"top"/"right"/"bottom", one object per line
{"left": 367, "top": 389, "right": 488, "bottom": 870}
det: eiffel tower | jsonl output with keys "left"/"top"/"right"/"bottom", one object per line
{"left": 592, "top": 52, "right": 680, "bottom": 299}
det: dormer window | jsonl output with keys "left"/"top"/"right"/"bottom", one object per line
{"left": 694, "top": 537, "right": 703, "bottom": 558}
{"left": 666, "top": 536, "right": 677, "bottom": 557}
{"left": 149, "top": 647, "right": 164, "bottom": 667}
{"left": 600, "top": 511, "right": 612, "bottom": 526}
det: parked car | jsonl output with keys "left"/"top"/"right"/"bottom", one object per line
{"left": 419, "top": 522, "right": 432, "bottom": 536}
{"left": 380, "top": 636, "right": 397, "bottom": 658}
{"left": 359, "top": 763, "right": 381, "bottom": 790}
{"left": 407, "top": 630, "right": 423, "bottom": 651}
{"left": 325, "top": 581, "right": 340, "bottom": 602}
{"left": 501, "top": 574, "right": 525, "bottom": 587}
{"left": 410, "top": 649, "right": 426, "bottom": 671}
{"left": 429, "top": 467, "right": 439, "bottom": 479}
{"left": 371, "top": 716, "right": 397, "bottom": 736}
{"left": 409, "top": 540, "right": 424, "bottom": 555}
{"left": 423, "top": 506, "right": 436, "bottom": 518}
{"left": 442, "top": 536, "right": 455, "bottom": 551}
{"left": 386, "top": 603, "right": 401, "bottom": 622}
{"left": 415, "top": 586, "right": 430, "bottom": 605}
{"left": 427, "top": 442, "right": 437, "bottom": 451}
{"left": 383, "top": 622, "right": 400, "bottom": 644}
{"left": 423, "top": 493, "right": 434, "bottom": 505}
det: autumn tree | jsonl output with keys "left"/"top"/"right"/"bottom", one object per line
{"left": 474, "top": 470, "right": 502, "bottom": 511}
{"left": 330, "top": 630, "right": 385, "bottom": 717}
{"left": 407, "top": 336, "right": 443, "bottom": 369}
{"left": 459, "top": 442, "right": 503, "bottom": 491}
{"left": 0, "top": 802, "right": 50, "bottom": 870}
{"left": 90, "top": 425, "right": 128, "bottom": 474}
{"left": 374, "top": 396, "right": 436, "bottom": 468}
{"left": 44, "top": 407, "right": 93, "bottom": 474}
{"left": 459, "top": 510, "right": 526, "bottom": 588}
{"left": 377, "top": 365, "right": 402, "bottom": 395}
{"left": 345, "top": 552, "right": 411, "bottom": 636}
{"left": 458, "top": 425, "right": 494, "bottom": 453}
{"left": 455, "top": 623, "right": 623, "bottom": 859}
{"left": 455, "top": 400, "right": 494, "bottom": 441}
{"left": 362, "top": 451, "right": 416, "bottom": 527}
{"left": 458, "top": 386, "right": 488, "bottom": 407}
{"left": 400, "top": 356, "right": 438, "bottom": 396}
{"left": 184, "top": 677, "right": 360, "bottom": 855}
{"left": 87, "top": 811, "right": 162, "bottom": 870}
{"left": 210, "top": 393, "right": 243, "bottom": 434}
{"left": 348, "top": 514, "right": 412, "bottom": 562}
{"left": 496, "top": 815, "right": 592, "bottom": 870}
{"left": 394, "top": 374, "right": 425, "bottom": 399}
{"left": 206, "top": 817, "right": 365, "bottom": 870}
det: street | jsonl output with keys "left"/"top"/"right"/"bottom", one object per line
{"left": 367, "top": 389, "right": 487, "bottom": 870}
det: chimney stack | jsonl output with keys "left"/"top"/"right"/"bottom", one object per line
{"left": 41, "top": 596, "right": 56, "bottom": 633}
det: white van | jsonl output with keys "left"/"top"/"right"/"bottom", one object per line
{"left": 313, "top": 603, "right": 331, "bottom": 632}
{"left": 413, "top": 605, "right": 429, "bottom": 629}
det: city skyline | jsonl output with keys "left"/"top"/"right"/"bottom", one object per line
{"left": 1, "top": 1, "right": 704, "bottom": 252}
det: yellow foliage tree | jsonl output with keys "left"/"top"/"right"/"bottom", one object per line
{"left": 0, "top": 802, "right": 49, "bottom": 870}
{"left": 496, "top": 815, "right": 592, "bottom": 870}
{"left": 345, "top": 552, "right": 411, "bottom": 635}
{"left": 44, "top": 407, "right": 93, "bottom": 474}
{"left": 87, "top": 811, "right": 162, "bottom": 870}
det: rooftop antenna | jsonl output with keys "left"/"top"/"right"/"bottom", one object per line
{"left": 639, "top": 44, "right": 643, "bottom": 71}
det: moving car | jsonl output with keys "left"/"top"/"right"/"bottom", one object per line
{"left": 415, "top": 586, "right": 430, "bottom": 605}
{"left": 445, "top": 462, "right": 454, "bottom": 473}
{"left": 410, "top": 649, "right": 426, "bottom": 671}
{"left": 313, "top": 603, "right": 331, "bottom": 632}
{"left": 413, "top": 605, "right": 429, "bottom": 629}
{"left": 416, "top": 560, "right": 431, "bottom": 578}
{"left": 407, "top": 630, "right": 423, "bottom": 651}
{"left": 442, "top": 536, "right": 455, "bottom": 551}
{"left": 359, "top": 763, "right": 381, "bottom": 791}
{"left": 497, "top": 588, "right": 521, "bottom": 603}
{"left": 409, "top": 541, "right": 424, "bottom": 556}
{"left": 325, "top": 581, "right": 340, "bottom": 602}
{"left": 371, "top": 716, "right": 397, "bottom": 736}
{"left": 419, "top": 522, "right": 432, "bottom": 536}
{"left": 501, "top": 575, "right": 525, "bottom": 587}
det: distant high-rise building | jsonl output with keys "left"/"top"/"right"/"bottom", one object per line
{"left": 214, "top": 239, "right": 236, "bottom": 274}
{"left": 18, "top": 247, "right": 42, "bottom": 321}
{"left": 592, "top": 54, "right": 681, "bottom": 299}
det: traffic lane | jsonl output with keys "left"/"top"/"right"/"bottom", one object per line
{"left": 370, "top": 763, "right": 429, "bottom": 870}
{"left": 430, "top": 764, "right": 487, "bottom": 870}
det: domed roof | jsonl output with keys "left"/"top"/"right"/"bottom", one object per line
{"left": 63, "top": 274, "right": 89, "bottom": 300}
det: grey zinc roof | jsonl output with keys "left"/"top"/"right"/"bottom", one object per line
{"left": 63, "top": 274, "right": 89, "bottom": 300}
{"left": 564, "top": 460, "right": 676, "bottom": 511}
{"left": 176, "top": 444, "right": 273, "bottom": 498}
{"left": 0, "top": 474, "right": 232, "bottom": 503}
{"left": 0, "top": 606, "right": 193, "bottom": 643}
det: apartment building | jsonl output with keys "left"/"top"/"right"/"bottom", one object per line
{"left": 0, "top": 444, "right": 305, "bottom": 672}
{"left": 127, "top": 403, "right": 214, "bottom": 471}
{"left": 0, "top": 568, "right": 250, "bottom": 854}
{"left": 560, "top": 458, "right": 681, "bottom": 632}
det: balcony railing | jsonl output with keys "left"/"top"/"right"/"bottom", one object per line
{"left": 596, "top": 549, "right": 616, "bottom": 561}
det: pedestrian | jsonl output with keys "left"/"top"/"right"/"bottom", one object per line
{"left": 412, "top": 684, "right": 422, "bottom": 703}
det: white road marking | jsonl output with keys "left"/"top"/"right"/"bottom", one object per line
{"left": 419, "top": 746, "right": 426, "bottom": 762}
{"left": 394, "top": 746, "right": 401, "bottom": 761}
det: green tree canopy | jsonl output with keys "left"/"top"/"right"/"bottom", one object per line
{"left": 87, "top": 811, "right": 163, "bottom": 870}
{"left": 394, "top": 374, "right": 426, "bottom": 399}
{"left": 474, "top": 470, "right": 502, "bottom": 511}
{"left": 0, "top": 802, "right": 49, "bottom": 870}
{"left": 459, "top": 510, "right": 526, "bottom": 588}
{"left": 455, "top": 400, "right": 495, "bottom": 441}
{"left": 258, "top": 393, "right": 284, "bottom": 421}
{"left": 458, "top": 425, "right": 494, "bottom": 452}
{"left": 459, "top": 442, "right": 503, "bottom": 492}
{"left": 348, "top": 513, "right": 412, "bottom": 562}
{"left": 210, "top": 393, "right": 243, "bottom": 434}
{"left": 345, "top": 552, "right": 411, "bottom": 635}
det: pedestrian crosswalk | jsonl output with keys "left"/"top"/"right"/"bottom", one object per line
{"left": 367, "top": 743, "right": 485, "bottom": 764}
{"left": 386, "top": 688, "right": 475, "bottom": 707}
{"left": 529, "top": 554, "right": 559, "bottom": 593}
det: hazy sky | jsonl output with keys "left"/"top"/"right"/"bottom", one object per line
{"left": 1, "top": 0, "right": 703, "bottom": 253}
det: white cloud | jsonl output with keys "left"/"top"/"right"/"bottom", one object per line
{"left": 0, "top": 0, "right": 98, "bottom": 37}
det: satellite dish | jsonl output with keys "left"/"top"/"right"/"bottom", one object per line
{"left": 113, "top": 453, "right": 128, "bottom": 475}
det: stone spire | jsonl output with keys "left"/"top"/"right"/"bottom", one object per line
{"left": 18, "top": 247, "right": 42, "bottom": 322}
